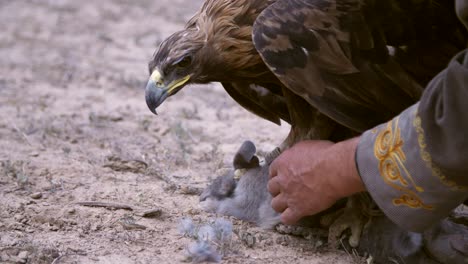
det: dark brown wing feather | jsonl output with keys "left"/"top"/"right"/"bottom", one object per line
{"left": 222, "top": 82, "right": 291, "bottom": 125}
{"left": 391, "top": 0, "right": 468, "bottom": 86}
{"left": 252, "top": 0, "right": 425, "bottom": 132}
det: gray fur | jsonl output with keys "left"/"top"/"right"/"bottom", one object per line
{"left": 200, "top": 164, "right": 280, "bottom": 229}
{"left": 200, "top": 141, "right": 280, "bottom": 229}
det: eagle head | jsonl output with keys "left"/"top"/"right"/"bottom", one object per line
{"left": 145, "top": 0, "right": 270, "bottom": 115}
{"left": 145, "top": 29, "right": 212, "bottom": 114}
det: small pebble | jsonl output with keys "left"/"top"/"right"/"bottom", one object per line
{"left": 119, "top": 219, "right": 147, "bottom": 230}
{"left": 315, "top": 240, "right": 324, "bottom": 248}
{"left": 67, "top": 208, "right": 76, "bottom": 214}
{"left": 179, "top": 186, "right": 202, "bottom": 195}
{"left": 186, "top": 208, "right": 200, "bottom": 215}
{"left": 29, "top": 152, "right": 40, "bottom": 157}
{"left": 275, "top": 236, "right": 290, "bottom": 246}
{"left": 18, "top": 251, "right": 29, "bottom": 260}
{"left": 25, "top": 200, "right": 36, "bottom": 205}
{"left": 136, "top": 208, "right": 162, "bottom": 218}
{"left": 241, "top": 232, "right": 256, "bottom": 248}
{"left": 30, "top": 192, "right": 43, "bottom": 199}
{"left": 14, "top": 214, "right": 24, "bottom": 222}
{"left": 62, "top": 147, "right": 71, "bottom": 154}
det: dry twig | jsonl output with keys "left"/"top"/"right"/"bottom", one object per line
{"left": 75, "top": 201, "right": 134, "bottom": 211}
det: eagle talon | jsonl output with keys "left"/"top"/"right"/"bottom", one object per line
{"left": 324, "top": 195, "right": 367, "bottom": 249}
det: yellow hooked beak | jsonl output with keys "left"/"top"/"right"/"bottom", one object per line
{"left": 145, "top": 70, "right": 191, "bottom": 115}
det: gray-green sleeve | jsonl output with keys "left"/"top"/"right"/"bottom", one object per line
{"left": 355, "top": 50, "right": 468, "bottom": 232}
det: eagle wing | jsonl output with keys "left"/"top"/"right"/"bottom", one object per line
{"left": 222, "top": 82, "right": 291, "bottom": 125}
{"left": 252, "top": 0, "right": 423, "bottom": 132}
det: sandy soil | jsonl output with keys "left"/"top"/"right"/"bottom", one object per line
{"left": 0, "top": 1, "right": 360, "bottom": 263}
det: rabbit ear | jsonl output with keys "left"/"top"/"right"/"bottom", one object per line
{"left": 233, "top": 141, "right": 260, "bottom": 170}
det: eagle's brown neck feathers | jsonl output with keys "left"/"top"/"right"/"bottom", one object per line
{"left": 186, "top": 0, "right": 275, "bottom": 80}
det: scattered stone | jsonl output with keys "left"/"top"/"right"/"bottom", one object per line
{"left": 90, "top": 224, "right": 101, "bottom": 231}
{"left": 29, "top": 152, "right": 40, "bottom": 157}
{"left": 315, "top": 240, "right": 324, "bottom": 248}
{"left": 260, "top": 238, "right": 273, "bottom": 247}
{"left": 186, "top": 208, "right": 200, "bottom": 216}
{"left": 179, "top": 185, "right": 202, "bottom": 195}
{"left": 135, "top": 208, "right": 162, "bottom": 218}
{"left": 119, "top": 217, "right": 147, "bottom": 230}
{"left": 62, "top": 147, "right": 71, "bottom": 154}
{"left": 276, "top": 236, "right": 290, "bottom": 246}
{"left": 25, "top": 200, "right": 36, "bottom": 205}
{"left": 30, "top": 192, "right": 43, "bottom": 199}
{"left": 17, "top": 251, "right": 29, "bottom": 261}
{"left": 241, "top": 232, "right": 256, "bottom": 248}
{"left": 14, "top": 214, "right": 24, "bottom": 222}
{"left": 89, "top": 113, "right": 124, "bottom": 123}
{"left": 103, "top": 156, "right": 148, "bottom": 173}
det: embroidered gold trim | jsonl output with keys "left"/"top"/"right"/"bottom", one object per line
{"left": 374, "top": 117, "right": 433, "bottom": 210}
{"left": 413, "top": 110, "right": 468, "bottom": 191}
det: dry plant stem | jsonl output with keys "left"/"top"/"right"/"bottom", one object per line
{"left": 75, "top": 201, "right": 134, "bottom": 211}
{"left": 12, "top": 123, "right": 33, "bottom": 147}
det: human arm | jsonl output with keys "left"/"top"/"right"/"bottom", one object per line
{"left": 356, "top": 49, "right": 468, "bottom": 232}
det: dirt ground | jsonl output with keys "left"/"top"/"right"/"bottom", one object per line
{"left": 0, "top": 1, "right": 359, "bottom": 263}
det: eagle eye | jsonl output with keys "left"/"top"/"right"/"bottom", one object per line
{"left": 175, "top": 56, "right": 192, "bottom": 68}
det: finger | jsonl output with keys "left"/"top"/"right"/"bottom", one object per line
{"left": 269, "top": 158, "right": 279, "bottom": 179}
{"left": 267, "top": 177, "right": 281, "bottom": 196}
{"left": 281, "top": 208, "right": 301, "bottom": 225}
{"left": 271, "top": 194, "right": 288, "bottom": 213}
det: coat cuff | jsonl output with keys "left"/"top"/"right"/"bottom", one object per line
{"left": 355, "top": 103, "right": 468, "bottom": 232}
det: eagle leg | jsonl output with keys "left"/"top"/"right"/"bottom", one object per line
{"left": 325, "top": 195, "right": 365, "bottom": 248}
{"left": 321, "top": 193, "right": 378, "bottom": 248}
{"left": 278, "top": 88, "right": 336, "bottom": 151}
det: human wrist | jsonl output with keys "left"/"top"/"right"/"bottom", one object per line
{"left": 326, "top": 137, "right": 365, "bottom": 200}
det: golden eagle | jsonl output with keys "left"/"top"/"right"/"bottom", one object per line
{"left": 145, "top": 0, "right": 466, "bottom": 246}
{"left": 146, "top": 0, "right": 465, "bottom": 148}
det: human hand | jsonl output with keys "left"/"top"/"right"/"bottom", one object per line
{"left": 268, "top": 137, "right": 365, "bottom": 225}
